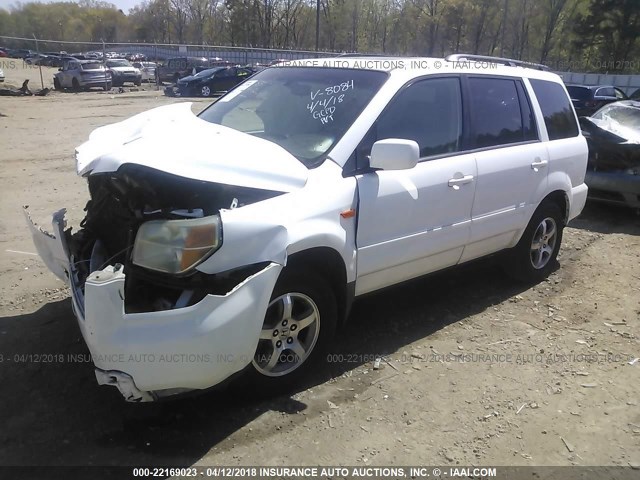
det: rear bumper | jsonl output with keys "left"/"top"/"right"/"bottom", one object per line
{"left": 585, "top": 170, "right": 640, "bottom": 208}
{"left": 80, "top": 79, "right": 111, "bottom": 88}
{"left": 24, "top": 207, "right": 282, "bottom": 401}
{"left": 568, "top": 183, "right": 589, "bottom": 221}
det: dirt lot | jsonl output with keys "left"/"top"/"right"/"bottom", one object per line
{"left": 1, "top": 64, "right": 639, "bottom": 474}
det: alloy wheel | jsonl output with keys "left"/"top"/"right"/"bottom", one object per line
{"left": 252, "top": 292, "right": 320, "bottom": 377}
{"left": 530, "top": 217, "right": 557, "bottom": 269}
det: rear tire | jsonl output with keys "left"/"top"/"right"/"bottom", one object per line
{"left": 503, "top": 202, "right": 564, "bottom": 283}
{"left": 72, "top": 78, "right": 80, "bottom": 91}
{"left": 237, "top": 268, "right": 337, "bottom": 395}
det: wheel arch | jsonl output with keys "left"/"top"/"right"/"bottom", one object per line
{"left": 285, "top": 246, "right": 353, "bottom": 328}
{"left": 542, "top": 189, "right": 569, "bottom": 226}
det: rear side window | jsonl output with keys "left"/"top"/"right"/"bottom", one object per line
{"left": 468, "top": 77, "right": 534, "bottom": 148}
{"left": 596, "top": 87, "right": 614, "bottom": 97}
{"left": 530, "top": 79, "right": 579, "bottom": 140}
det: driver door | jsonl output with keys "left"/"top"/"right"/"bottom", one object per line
{"left": 355, "top": 76, "right": 476, "bottom": 295}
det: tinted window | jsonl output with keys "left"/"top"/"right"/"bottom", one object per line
{"left": 373, "top": 77, "right": 463, "bottom": 158}
{"left": 566, "top": 86, "right": 591, "bottom": 100}
{"left": 468, "top": 77, "right": 529, "bottom": 148}
{"left": 530, "top": 79, "right": 579, "bottom": 140}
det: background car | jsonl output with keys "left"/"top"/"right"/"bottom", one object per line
{"left": 132, "top": 61, "right": 156, "bottom": 82}
{"left": 0, "top": 68, "right": 4, "bottom": 82}
{"left": 580, "top": 100, "right": 640, "bottom": 209}
{"left": 105, "top": 59, "right": 142, "bottom": 86}
{"left": 24, "top": 53, "right": 49, "bottom": 65}
{"left": 0, "top": 49, "right": 7, "bottom": 58}
{"left": 41, "top": 53, "right": 64, "bottom": 67}
{"left": 156, "top": 56, "right": 233, "bottom": 84}
{"left": 176, "top": 66, "right": 254, "bottom": 97}
{"left": 566, "top": 84, "right": 628, "bottom": 116}
{"left": 630, "top": 88, "right": 640, "bottom": 101}
{"left": 126, "top": 53, "right": 146, "bottom": 62}
{"left": 54, "top": 59, "right": 112, "bottom": 91}
{"left": 6, "top": 49, "right": 34, "bottom": 59}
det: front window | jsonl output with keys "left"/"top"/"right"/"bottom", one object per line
{"left": 193, "top": 68, "right": 223, "bottom": 79}
{"left": 199, "top": 67, "right": 388, "bottom": 166}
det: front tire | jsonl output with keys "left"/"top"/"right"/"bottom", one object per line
{"left": 504, "top": 202, "right": 564, "bottom": 283}
{"left": 243, "top": 268, "right": 337, "bottom": 393}
{"left": 53, "top": 78, "right": 61, "bottom": 90}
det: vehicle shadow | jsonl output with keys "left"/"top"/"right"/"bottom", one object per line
{"left": 568, "top": 201, "right": 640, "bottom": 236}
{"left": 0, "top": 258, "right": 534, "bottom": 476}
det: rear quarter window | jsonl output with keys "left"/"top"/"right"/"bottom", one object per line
{"left": 530, "top": 79, "right": 579, "bottom": 140}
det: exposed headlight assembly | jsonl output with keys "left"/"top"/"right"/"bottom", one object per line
{"left": 132, "top": 215, "right": 222, "bottom": 274}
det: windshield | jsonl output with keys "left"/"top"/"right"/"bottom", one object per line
{"left": 107, "top": 59, "right": 131, "bottom": 67}
{"left": 194, "top": 67, "right": 223, "bottom": 78}
{"left": 593, "top": 104, "right": 640, "bottom": 128}
{"left": 199, "top": 67, "right": 388, "bottom": 166}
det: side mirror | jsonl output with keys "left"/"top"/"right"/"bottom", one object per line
{"left": 369, "top": 139, "right": 420, "bottom": 170}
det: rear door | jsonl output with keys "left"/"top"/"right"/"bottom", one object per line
{"left": 461, "top": 76, "right": 548, "bottom": 262}
{"left": 355, "top": 76, "right": 477, "bottom": 294}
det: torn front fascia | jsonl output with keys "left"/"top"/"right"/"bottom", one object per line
{"left": 67, "top": 164, "right": 285, "bottom": 313}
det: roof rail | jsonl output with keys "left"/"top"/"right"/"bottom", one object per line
{"left": 445, "top": 54, "right": 550, "bottom": 71}
{"left": 334, "top": 52, "right": 388, "bottom": 58}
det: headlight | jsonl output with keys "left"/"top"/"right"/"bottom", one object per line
{"left": 132, "top": 215, "right": 222, "bottom": 274}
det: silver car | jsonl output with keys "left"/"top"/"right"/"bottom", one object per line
{"left": 54, "top": 59, "right": 111, "bottom": 91}
{"left": 132, "top": 61, "right": 157, "bottom": 82}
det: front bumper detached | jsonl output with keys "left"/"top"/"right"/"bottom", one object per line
{"left": 24, "top": 207, "right": 283, "bottom": 401}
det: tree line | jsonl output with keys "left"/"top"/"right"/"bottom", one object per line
{"left": 0, "top": 0, "right": 638, "bottom": 72}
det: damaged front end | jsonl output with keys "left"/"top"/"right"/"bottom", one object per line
{"left": 581, "top": 109, "right": 640, "bottom": 209}
{"left": 25, "top": 164, "right": 285, "bottom": 401}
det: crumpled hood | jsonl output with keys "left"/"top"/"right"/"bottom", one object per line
{"left": 75, "top": 103, "right": 308, "bottom": 192}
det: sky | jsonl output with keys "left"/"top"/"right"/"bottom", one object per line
{"left": 0, "top": 0, "right": 141, "bottom": 14}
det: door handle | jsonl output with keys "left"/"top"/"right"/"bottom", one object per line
{"left": 448, "top": 175, "right": 474, "bottom": 189}
{"left": 531, "top": 158, "right": 548, "bottom": 171}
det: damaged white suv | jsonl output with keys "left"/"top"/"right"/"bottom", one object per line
{"left": 26, "top": 55, "right": 588, "bottom": 402}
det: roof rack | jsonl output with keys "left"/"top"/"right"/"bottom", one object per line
{"left": 334, "top": 52, "right": 389, "bottom": 58}
{"left": 445, "top": 54, "right": 550, "bottom": 71}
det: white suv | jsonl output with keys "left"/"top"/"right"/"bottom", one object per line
{"left": 26, "top": 55, "right": 588, "bottom": 401}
